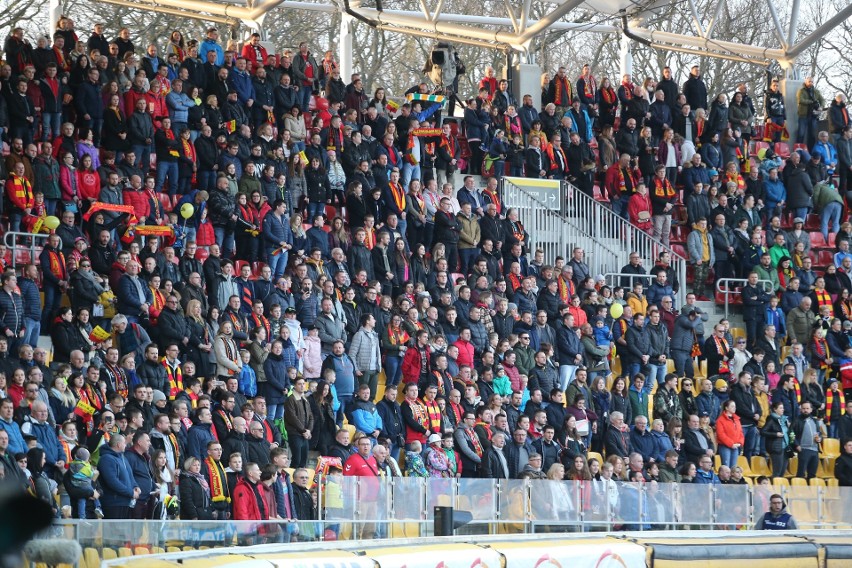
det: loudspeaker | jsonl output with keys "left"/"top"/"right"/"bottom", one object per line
{"left": 433, "top": 506, "right": 473, "bottom": 536}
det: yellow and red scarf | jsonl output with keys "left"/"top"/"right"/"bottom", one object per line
{"left": 205, "top": 457, "right": 231, "bottom": 503}
{"left": 387, "top": 325, "right": 410, "bottom": 346}
{"left": 814, "top": 289, "right": 833, "bottom": 317}
{"left": 422, "top": 398, "right": 442, "bottom": 431}
{"left": 553, "top": 76, "right": 572, "bottom": 105}
{"left": 164, "top": 358, "right": 183, "bottom": 399}
{"left": 826, "top": 389, "right": 846, "bottom": 423}
{"left": 713, "top": 336, "right": 730, "bottom": 374}
{"left": 653, "top": 177, "right": 676, "bottom": 199}
{"left": 389, "top": 182, "right": 406, "bottom": 212}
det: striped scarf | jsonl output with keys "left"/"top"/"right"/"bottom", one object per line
{"left": 814, "top": 289, "right": 833, "bottom": 317}
{"left": 825, "top": 389, "right": 846, "bottom": 424}
{"left": 205, "top": 457, "right": 230, "bottom": 503}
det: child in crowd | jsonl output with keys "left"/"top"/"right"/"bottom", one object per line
{"left": 66, "top": 447, "right": 104, "bottom": 519}
{"left": 404, "top": 442, "right": 428, "bottom": 478}
{"left": 238, "top": 349, "right": 257, "bottom": 398}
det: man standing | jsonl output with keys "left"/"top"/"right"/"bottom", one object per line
{"left": 201, "top": 441, "right": 232, "bottom": 519}
{"left": 792, "top": 401, "right": 821, "bottom": 479}
{"left": 730, "top": 370, "right": 761, "bottom": 460}
{"left": 742, "top": 271, "right": 772, "bottom": 349}
{"left": 124, "top": 431, "right": 154, "bottom": 519}
{"left": 39, "top": 233, "right": 67, "bottom": 330}
{"left": 349, "top": 314, "right": 382, "bottom": 398}
{"left": 650, "top": 164, "right": 677, "bottom": 245}
{"left": 97, "top": 434, "right": 140, "bottom": 519}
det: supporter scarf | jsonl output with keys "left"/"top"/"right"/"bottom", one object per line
{"left": 825, "top": 389, "right": 846, "bottom": 423}
{"left": 145, "top": 188, "right": 163, "bottom": 222}
{"left": 580, "top": 74, "right": 597, "bottom": 99}
{"left": 466, "top": 426, "right": 485, "bottom": 457}
{"left": 181, "top": 138, "right": 197, "bottom": 184}
{"left": 422, "top": 398, "right": 442, "bottom": 431}
{"left": 792, "top": 378, "right": 802, "bottom": 402}
{"left": 505, "top": 114, "right": 522, "bottom": 136}
{"left": 554, "top": 76, "right": 572, "bottom": 105}
{"left": 165, "top": 129, "right": 180, "bottom": 157}
{"left": 483, "top": 188, "right": 501, "bottom": 215}
{"left": 713, "top": 336, "right": 730, "bottom": 374}
{"left": 150, "top": 287, "right": 165, "bottom": 320}
{"left": 440, "top": 135, "right": 456, "bottom": 158}
{"left": 389, "top": 182, "right": 406, "bottom": 212}
{"left": 405, "top": 396, "right": 428, "bottom": 430}
{"left": 814, "top": 289, "right": 833, "bottom": 317}
{"left": 205, "top": 457, "right": 231, "bottom": 503}
{"left": 385, "top": 145, "right": 400, "bottom": 167}
{"left": 558, "top": 275, "right": 575, "bottom": 304}
{"left": 364, "top": 227, "right": 376, "bottom": 250}
{"left": 252, "top": 313, "right": 270, "bottom": 338}
{"left": 546, "top": 144, "right": 567, "bottom": 172}
{"left": 620, "top": 80, "right": 634, "bottom": 101}
{"left": 425, "top": 142, "right": 436, "bottom": 156}
{"left": 778, "top": 267, "right": 795, "bottom": 289}
{"left": 221, "top": 336, "right": 239, "bottom": 374}
{"left": 73, "top": 387, "right": 96, "bottom": 434}
{"left": 104, "top": 363, "right": 128, "bottom": 399}
{"left": 46, "top": 248, "right": 67, "bottom": 281}
{"left": 167, "top": 431, "right": 181, "bottom": 464}
{"left": 509, "top": 220, "right": 525, "bottom": 244}
{"left": 164, "top": 358, "right": 183, "bottom": 399}
{"left": 696, "top": 119, "right": 705, "bottom": 140}
{"left": 448, "top": 401, "right": 463, "bottom": 424}
{"left": 59, "top": 439, "right": 72, "bottom": 465}
{"left": 215, "top": 409, "right": 233, "bottom": 435}
{"left": 814, "top": 337, "right": 830, "bottom": 370}
{"left": 474, "top": 420, "right": 493, "bottom": 441}
{"left": 406, "top": 134, "right": 419, "bottom": 165}
{"left": 601, "top": 87, "right": 616, "bottom": 105}
{"left": 508, "top": 272, "right": 522, "bottom": 293}
{"left": 725, "top": 172, "right": 745, "bottom": 191}
{"left": 653, "top": 177, "right": 676, "bottom": 199}
{"left": 387, "top": 325, "right": 410, "bottom": 346}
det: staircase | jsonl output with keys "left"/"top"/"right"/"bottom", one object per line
{"left": 501, "top": 177, "right": 688, "bottom": 306}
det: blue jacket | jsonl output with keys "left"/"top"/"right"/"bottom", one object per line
{"left": 124, "top": 447, "right": 154, "bottom": 497}
{"left": 812, "top": 141, "right": 838, "bottom": 172}
{"left": 764, "top": 177, "right": 787, "bottom": 207}
{"left": 693, "top": 468, "right": 720, "bottom": 484}
{"left": 765, "top": 307, "right": 787, "bottom": 336}
{"left": 228, "top": 69, "right": 256, "bottom": 106}
{"left": 186, "top": 422, "right": 215, "bottom": 460}
{"left": 218, "top": 153, "right": 243, "bottom": 179}
{"left": 18, "top": 277, "right": 41, "bottom": 320}
{"left": 519, "top": 104, "right": 539, "bottom": 133}
{"left": 306, "top": 227, "right": 330, "bottom": 259}
{"left": 116, "top": 274, "right": 153, "bottom": 315}
{"left": 682, "top": 165, "right": 711, "bottom": 193}
{"left": 696, "top": 392, "right": 721, "bottom": 425}
{"left": 75, "top": 80, "right": 104, "bottom": 119}
{"left": 262, "top": 352, "right": 291, "bottom": 405}
{"left": 22, "top": 417, "right": 61, "bottom": 465}
{"left": 199, "top": 39, "right": 224, "bottom": 66}
{"left": 97, "top": 445, "right": 137, "bottom": 507}
{"left": 321, "top": 353, "right": 356, "bottom": 397}
{"left": 556, "top": 322, "right": 582, "bottom": 365}
{"left": 0, "top": 415, "right": 26, "bottom": 455}
{"left": 350, "top": 399, "right": 383, "bottom": 434}
{"left": 262, "top": 211, "right": 292, "bottom": 251}
{"left": 166, "top": 91, "right": 195, "bottom": 124}
{"left": 628, "top": 427, "right": 657, "bottom": 463}
{"left": 650, "top": 429, "right": 673, "bottom": 463}
{"left": 464, "top": 107, "right": 489, "bottom": 141}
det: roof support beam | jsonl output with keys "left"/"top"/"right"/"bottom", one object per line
{"left": 786, "top": 2, "right": 852, "bottom": 59}
{"left": 687, "top": 0, "right": 705, "bottom": 38}
{"left": 705, "top": 0, "right": 726, "bottom": 38}
{"left": 787, "top": 0, "right": 802, "bottom": 47}
{"left": 627, "top": 26, "right": 786, "bottom": 62}
{"left": 766, "top": 0, "right": 788, "bottom": 51}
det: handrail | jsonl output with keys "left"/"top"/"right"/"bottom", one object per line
{"left": 715, "top": 277, "right": 775, "bottom": 318}
{"left": 562, "top": 180, "right": 688, "bottom": 306}
{"left": 2, "top": 231, "right": 58, "bottom": 268}
{"left": 501, "top": 177, "right": 621, "bottom": 278}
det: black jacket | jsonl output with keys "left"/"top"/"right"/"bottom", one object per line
{"left": 179, "top": 473, "right": 214, "bottom": 520}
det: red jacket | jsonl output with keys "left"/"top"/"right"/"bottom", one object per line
{"left": 401, "top": 345, "right": 430, "bottom": 384}
{"left": 628, "top": 191, "right": 653, "bottom": 233}
{"left": 604, "top": 163, "right": 639, "bottom": 200}
{"left": 123, "top": 189, "right": 150, "bottom": 220}
{"left": 232, "top": 478, "right": 263, "bottom": 520}
{"left": 241, "top": 43, "right": 268, "bottom": 74}
{"left": 715, "top": 412, "right": 744, "bottom": 449}
{"left": 453, "top": 338, "right": 474, "bottom": 368}
{"left": 343, "top": 452, "right": 380, "bottom": 499}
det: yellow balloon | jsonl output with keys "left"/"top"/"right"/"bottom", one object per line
{"left": 180, "top": 203, "right": 194, "bottom": 220}
{"left": 610, "top": 303, "right": 624, "bottom": 319}
{"left": 43, "top": 216, "right": 60, "bottom": 230}
{"left": 757, "top": 148, "right": 767, "bottom": 160}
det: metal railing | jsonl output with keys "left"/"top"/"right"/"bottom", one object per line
{"left": 2, "top": 231, "right": 56, "bottom": 268}
{"left": 563, "top": 181, "right": 688, "bottom": 306}
{"left": 715, "top": 277, "right": 775, "bottom": 319}
{"left": 501, "top": 177, "right": 621, "bottom": 282}
{"left": 41, "top": 477, "right": 852, "bottom": 553}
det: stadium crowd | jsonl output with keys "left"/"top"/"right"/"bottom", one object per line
{"left": 0, "top": 15, "right": 851, "bottom": 537}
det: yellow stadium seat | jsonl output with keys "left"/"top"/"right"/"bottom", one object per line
{"left": 827, "top": 478, "right": 839, "bottom": 487}
{"left": 118, "top": 548, "right": 132, "bottom": 558}
{"left": 822, "top": 438, "right": 841, "bottom": 459}
{"left": 809, "top": 477, "right": 826, "bottom": 488}
{"left": 666, "top": 359, "right": 675, "bottom": 373}
{"left": 780, "top": 346, "right": 791, "bottom": 361}
{"left": 786, "top": 456, "right": 798, "bottom": 477}
{"left": 819, "top": 457, "right": 837, "bottom": 479}
{"left": 166, "top": 547, "right": 182, "bottom": 553}
{"left": 731, "top": 327, "right": 746, "bottom": 340}
{"left": 791, "top": 477, "right": 808, "bottom": 486}
{"left": 344, "top": 423, "right": 356, "bottom": 439}
{"left": 773, "top": 477, "right": 790, "bottom": 487}
{"left": 102, "top": 549, "right": 117, "bottom": 560}
{"left": 587, "top": 451, "right": 603, "bottom": 465}
{"left": 751, "top": 456, "right": 773, "bottom": 478}
{"left": 83, "top": 548, "right": 100, "bottom": 568}
{"left": 737, "top": 455, "right": 754, "bottom": 477}
{"left": 714, "top": 454, "right": 721, "bottom": 470}
{"left": 743, "top": 476, "right": 753, "bottom": 485}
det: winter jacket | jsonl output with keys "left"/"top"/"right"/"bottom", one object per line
{"left": 97, "top": 445, "right": 137, "bottom": 507}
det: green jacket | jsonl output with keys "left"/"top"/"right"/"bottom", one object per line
{"left": 812, "top": 181, "right": 843, "bottom": 213}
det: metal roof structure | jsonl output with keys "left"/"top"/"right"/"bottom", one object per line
{"left": 59, "top": 0, "right": 852, "bottom": 74}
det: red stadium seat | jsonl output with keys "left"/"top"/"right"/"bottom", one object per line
{"left": 158, "top": 193, "right": 172, "bottom": 214}
{"left": 670, "top": 225, "right": 687, "bottom": 244}
{"left": 325, "top": 205, "right": 337, "bottom": 219}
{"left": 252, "top": 262, "right": 265, "bottom": 276}
{"left": 774, "top": 142, "right": 791, "bottom": 159}
{"left": 805, "top": 214, "right": 820, "bottom": 231}
{"left": 593, "top": 185, "right": 609, "bottom": 202}
{"left": 828, "top": 233, "right": 837, "bottom": 248}
{"left": 810, "top": 232, "right": 826, "bottom": 249}
{"left": 793, "top": 143, "right": 807, "bottom": 153}
{"left": 817, "top": 250, "right": 835, "bottom": 268}
{"left": 235, "top": 260, "right": 250, "bottom": 274}
{"left": 195, "top": 248, "right": 209, "bottom": 262}
{"left": 751, "top": 140, "right": 769, "bottom": 157}
{"left": 671, "top": 244, "right": 688, "bottom": 259}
